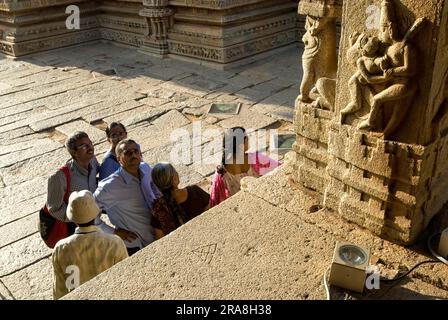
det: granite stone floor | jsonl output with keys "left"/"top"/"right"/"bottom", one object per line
{"left": 0, "top": 42, "right": 301, "bottom": 299}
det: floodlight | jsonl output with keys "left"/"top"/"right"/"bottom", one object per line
{"left": 328, "top": 242, "right": 370, "bottom": 293}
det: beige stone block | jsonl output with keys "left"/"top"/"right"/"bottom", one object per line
{"left": 0, "top": 234, "right": 51, "bottom": 277}
{"left": 0, "top": 127, "right": 35, "bottom": 146}
{"left": 28, "top": 102, "right": 103, "bottom": 133}
{"left": 56, "top": 120, "right": 106, "bottom": 145}
{"left": 1, "top": 258, "right": 53, "bottom": 300}
{"left": 0, "top": 174, "right": 47, "bottom": 205}
{"left": 0, "top": 138, "right": 61, "bottom": 168}
{"left": 0, "top": 213, "right": 38, "bottom": 249}
{"left": 103, "top": 104, "right": 173, "bottom": 128}
{"left": 0, "top": 194, "right": 45, "bottom": 227}
{"left": 83, "top": 99, "right": 145, "bottom": 124}
{"left": 0, "top": 147, "right": 70, "bottom": 187}
{"left": 151, "top": 110, "right": 191, "bottom": 129}
{"left": 218, "top": 105, "right": 277, "bottom": 131}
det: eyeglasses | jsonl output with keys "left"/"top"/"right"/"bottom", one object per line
{"left": 123, "top": 148, "right": 140, "bottom": 156}
{"left": 75, "top": 143, "right": 93, "bottom": 151}
{"left": 110, "top": 132, "right": 127, "bottom": 139}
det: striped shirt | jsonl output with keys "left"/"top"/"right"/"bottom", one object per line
{"left": 46, "top": 158, "right": 99, "bottom": 222}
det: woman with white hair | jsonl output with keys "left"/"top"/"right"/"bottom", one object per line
{"left": 151, "top": 163, "right": 210, "bottom": 239}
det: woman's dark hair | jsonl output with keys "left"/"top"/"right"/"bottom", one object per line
{"left": 218, "top": 127, "right": 247, "bottom": 174}
{"left": 105, "top": 122, "right": 127, "bottom": 138}
{"left": 152, "top": 163, "right": 188, "bottom": 228}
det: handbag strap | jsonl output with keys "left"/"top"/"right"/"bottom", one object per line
{"left": 59, "top": 165, "right": 71, "bottom": 204}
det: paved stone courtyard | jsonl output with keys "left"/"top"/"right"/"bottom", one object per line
{"left": 0, "top": 42, "right": 300, "bottom": 299}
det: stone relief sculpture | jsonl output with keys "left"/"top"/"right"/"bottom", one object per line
{"left": 298, "top": 15, "right": 338, "bottom": 105}
{"left": 340, "top": 0, "right": 425, "bottom": 137}
{"left": 313, "top": 77, "right": 336, "bottom": 110}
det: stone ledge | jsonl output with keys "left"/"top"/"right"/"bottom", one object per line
{"left": 65, "top": 158, "right": 448, "bottom": 300}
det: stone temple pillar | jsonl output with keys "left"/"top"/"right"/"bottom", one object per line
{"left": 139, "top": 0, "right": 174, "bottom": 56}
{"left": 293, "top": 0, "right": 342, "bottom": 193}
{"left": 294, "top": 0, "right": 448, "bottom": 245}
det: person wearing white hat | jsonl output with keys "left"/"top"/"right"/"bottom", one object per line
{"left": 52, "top": 190, "right": 128, "bottom": 300}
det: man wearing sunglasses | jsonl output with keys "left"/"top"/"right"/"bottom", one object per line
{"left": 94, "top": 139, "right": 160, "bottom": 256}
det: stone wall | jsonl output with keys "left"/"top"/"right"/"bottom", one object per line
{"left": 0, "top": 0, "right": 299, "bottom": 66}
{"left": 294, "top": 0, "right": 448, "bottom": 245}
{"left": 98, "top": 0, "right": 146, "bottom": 47}
{"left": 0, "top": 0, "right": 100, "bottom": 56}
{"left": 167, "top": 0, "right": 299, "bottom": 64}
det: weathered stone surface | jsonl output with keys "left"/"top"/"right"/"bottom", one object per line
{"left": 83, "top": 99, "right": 145, "bottom": 124}
{"left": 151, "top": 110, "right": 191, "bottom": 129}
{"left": 0, "top": 176, "right": 47, "bottom": 209}
{"left": 174, "top": 164, "right": 204, "bottom": 189}
{"left": 0, "top": 213, "right": 38, "bottom": 249}
{"left": 0, "top": 280, "right": 14, "bottom": 300}
{"left": 0, "top": 195, "right": 45, "bottom": 227}
{"left": 0, "top": 127, "right": 41, "bottom": 146}
{"left": 218, "top": 105, "right": 278, "bottom": 131}
{"left": 266, "top": 105, "right": 294, "bottom": 122}
{"left": 1, "top": 258, "right": 53, "bottom": 300}
{"left": 142, "top": 143, "right": 179, "bottom": 166}
{"left": 0, "top": 147, "right": 69, "bottom": 187}
{"left": 104, "top": 104, "right": 173, "bottom": 128}
{"left": 56, "top": 120, "right": 106, "bottom": 145}
{"left": 0, "top": 234, "right": 51, "bottom": 277}
{"left": 0, "top": 139, "right": 63, "bottom": 168}
{"left": 190, "top": 155, "right": 219, "bottom": 177}
{"left": 2, "top": 102, "right": 96, "bottom": 134}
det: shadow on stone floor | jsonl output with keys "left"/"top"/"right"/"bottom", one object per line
{"left": 0, "top": 41, "right": 303, "bottom": 109}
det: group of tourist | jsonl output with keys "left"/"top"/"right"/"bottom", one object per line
{"left": 47, "top": 123, "right": 279, "bottom": 299}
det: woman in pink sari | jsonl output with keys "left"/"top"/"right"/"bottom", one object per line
{"left": 209, "top": 127, "right": 280, "bottom": 208}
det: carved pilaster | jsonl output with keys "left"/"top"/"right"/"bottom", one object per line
{"left": 139, "top": 0, "right": 174, "bottom": 57}
{"left": 293, "top": 0, "right": 342, "bottom": 194}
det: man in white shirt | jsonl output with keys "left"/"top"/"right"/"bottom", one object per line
{"left": 94, "top": 139, "right": 160, "bottom": 256}
{"left": 52, "top": 190, "right": 128, "bottom": 300}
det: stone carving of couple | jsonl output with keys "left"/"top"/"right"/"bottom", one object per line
{"left": 341, "top": 0, "right": 425, "bottom": 137}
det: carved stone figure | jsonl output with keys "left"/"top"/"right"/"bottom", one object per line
{"left": 313, "top": 77, "right": 336, "bottom": 110}
{"left": 299, "top": 15, "right": 338, "bottom": 102}
{"left": 340, "top": 0, "right": 425, "bottom": 137}
{"left": 341, "top": 33, "right": 382, "bottom": 116}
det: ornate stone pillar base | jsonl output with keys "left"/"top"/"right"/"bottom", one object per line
{"left": 139, "top": 0, "right": 173, "bottom": 57}
{"left": 324, "top": 123, "right": 426, "bottom": 244}
{"left": 293, "top": 99, "right": 332, "bottom": 194}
